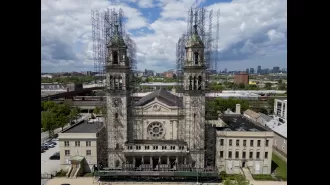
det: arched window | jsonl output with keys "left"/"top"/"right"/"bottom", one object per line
{"left": 116, "top": 143, "right": 119, "bottom": 149}
{"left": 194, "top": 52, "right": 199, "bottom": 64}
{"left": 113, "top": 51, "right": 118, "bottom": 64}
{"left": 115, "top": 160, "right": 120, "bottom": 167}
{"left": 110, "top": 75, "right": 113, "bottom": 90}
{"left": 114, "top": 76, "right": 119, "bottom": 90}
{"left": 115, "top": 113, "right": 118, "bottom": 119}
{"left": 198, "top": 76, "right": 202, "bottom": 90}
{"left": 193, "top": 76, "right": 197, "bottom": 90}
{"left": 193, "top": 113, "right": 196, "bottom": 118}
{"left": 189, "top": 76, "right": 192, "bottom": 90}
{"left": 118, "top": 76, "right": 123, "bottom": 90}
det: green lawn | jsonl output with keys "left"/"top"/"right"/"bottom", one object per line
{"left": 272, "top": 153, "right": 287, "bottom": 180}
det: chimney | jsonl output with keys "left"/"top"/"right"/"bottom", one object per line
{"left": 236, "top": 104, "right": 241, "bottom": 114}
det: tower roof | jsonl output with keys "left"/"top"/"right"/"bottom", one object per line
{"left": 185, "top": 25, "right": 204, "bottom": 47}
{"left": 109, "top": 24, "right": 126, "bottom": 47}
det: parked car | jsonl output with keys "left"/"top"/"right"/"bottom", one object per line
{"left": 47, "top": 143, "right": 55, "bottom": 148}
{"left": 41, "top": 147, "right": 45, "bottom": 153}
{"left": 41, "top": 145, "right": 49, "bottom": 150}
{"left": 49, "top": 152, "right": 60, "bottom": 160}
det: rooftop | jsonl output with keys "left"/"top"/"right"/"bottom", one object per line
{"left": 126, "top": 140, "right": 187, "bottom": 145}
{"left": 217, "top": 115, "right": 267, "bottom": 132}
{"left": 62, "top": 120, "right": 104, "bottom": 133}
{"left": 135, "top": 88, "right": 183, "bottom": 107}
{"left": 265, "top": 119, "right": 287, "bottom": 138}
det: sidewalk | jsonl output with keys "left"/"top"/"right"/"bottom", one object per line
{"left": 242, "top": 167, "right": 254, "bottom": 181}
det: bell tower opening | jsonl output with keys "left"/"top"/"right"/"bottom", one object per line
{"left": 113, "top": 51, "right": 118, "bottom": 64}
{"left": 194, "top": 52, "right": 199, "bottom": 64}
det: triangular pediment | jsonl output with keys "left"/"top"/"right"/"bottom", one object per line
{"left": 142, "top": 99, "right": 171, "bottom": 112}
{"left": 134, "top": 89, "right": 183, "bottom": 107}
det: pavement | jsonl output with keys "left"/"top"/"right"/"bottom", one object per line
{"left": 242, "top": 167, "right": 254, "bottom": 181}
{"left": 41, "top": 113, "right": 90, "bottom": 143}
{"left": 46, "top": 178, "right": 287, "bottom": 185}
{"left": 41, "top": 141, "right": 60, "bottom": 185}
{"left": 41, "top": 141, "right": 60, "bottom": 174}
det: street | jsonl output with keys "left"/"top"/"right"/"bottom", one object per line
{"left": 41, "top": 113, "right": 90, "bottom": 143}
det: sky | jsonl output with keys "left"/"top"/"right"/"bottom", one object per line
{"left": 41, "top": 0, "right": 287, "bottom": 73}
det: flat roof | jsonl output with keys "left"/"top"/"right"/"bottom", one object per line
{"left": 62, "top": 120, "right": 104, "bottom": 133}
{"left": 217, "top": 115, "right": 267, "bottom": 132}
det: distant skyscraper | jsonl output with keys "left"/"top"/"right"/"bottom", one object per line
{"left": 250, "top": 68, "right": 254, "bottom": 74}
{"left": 257, "top": 66, "right": 261, "bottom": 74}
{"left": 273, "top": 66, "right": 280, "bottom": 73}
{"left": 246, "top": 68, "right": 249, "bottom": 74}
{"left": 224, "top": 68, "right": 227, "bottom": 73}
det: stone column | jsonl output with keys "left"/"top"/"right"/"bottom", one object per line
{"left": 167, "top": 156, "right": 170, "bottom": 165}
{"left": 133, "top": 156, "right": 136, "bottom": 167}
{"left": 184, "top": 157, "right": 187, "bottom": 164}
{"left": 142, "top": 156, "right": 144, "bottom": 164}
{"left": 150, "top": 156, "right": 153, "bottom": 167}
{"left": 281, "top": 102, "right": 284, "bottom": 117}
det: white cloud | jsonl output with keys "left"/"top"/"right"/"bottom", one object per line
{"left": 41, "top": 0, "right": 287, "bottom": 73}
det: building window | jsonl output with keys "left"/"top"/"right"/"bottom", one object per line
{"left": 116, "top": 143, "right": 120, "bottom": 149}
{"left": 145, "top": 146, "right": 150, "bottom": 150}
{"left": 257, "top": 140, "right": 261, "bottom": 147}
{"left": 65, "top": 150, "right": 70, "bottom": 156}
{"left": 228, "top": 151, "right": 232, "bottom": 159}
{"left": 86, "top": 150, "right": 91, "bottom": 156}
{"left": 162, "top": 146, "right": 167, "bottom": 150}
{"left": 266, "top": 140, "right": 269, "bottom": 147}
{"left": 75, "top": 141, "right": 80, "bottom": 147}
{"left": 242, "top": 152, "right": 246, "bottom": 159}
{"left": 235, "top": 151, "right": 239, "bottom": 159}
{"left": 220, "top": 151, "right": 223, "bottom": 158}
{"left": 250, "top": 140, "right": 254, "bottom": 147}
{"left": 243, "top": 140, "right": 246, "bottom": 146}
{"left": 171, "top": 146, "right": 175, "bottom": 150}
{"left": 249, "top": 152, "right": 253, "bottom": 159}
{"left": 229, "top": 139, "right": 232, "bottom": 146}
{"left": 220, "top": 139, "right": 224, "bottom": 146}
{"left": 179, "top": 146, "right": 184, "bottom": 150}
{"left": 256, "top": 152, "right": 260, "bottom": 159}
{"left": 153, "top": 146, "right": 158, "bottom": 150}
{"left": 136, "top": 146, "right": 141, "bottom": 150}
{"left": 265, "top": 152, "right": 268, "bottom": 159}
{"left": 64, "top": 141, "right": 69, "bottom": 147}
{"left": 127, "top": 146, "right": 132, "bottom": 150}
{"left": 86, "top": 141, "right": 91, "bottom": 147}
{"left": 236, "top": 140, "right": 239, "bottom": 146}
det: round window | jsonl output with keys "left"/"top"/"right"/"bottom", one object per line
{"left": 147, "top": 122, "right": 165, "bottom": 139}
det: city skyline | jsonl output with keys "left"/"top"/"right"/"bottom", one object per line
{"left": 41, "top": 0, "right": 287, "bottom": 73}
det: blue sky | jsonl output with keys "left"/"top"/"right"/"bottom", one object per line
{"left": 41, "top": 0, "right": 287, "bottom": 73}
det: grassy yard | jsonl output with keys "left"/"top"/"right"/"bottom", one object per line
{"left": 272, "top": 153, "right": 287, "bottom": 180}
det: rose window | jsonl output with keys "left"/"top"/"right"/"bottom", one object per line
{"left": 147, "top": 122, "right": 165, "bottom": 139}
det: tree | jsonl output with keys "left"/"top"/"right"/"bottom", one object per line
{"left": 41, "top": 111, "right": 56, "bottom": 137}
{"left": 41, "top": 101, "right": 58, "bottom": 111}
{"left": 93, "top": 106, "right": 101, "bottom": 115}
{"left": 56, "top": 113, "right": 69, "bottom": 131}
{"left": 264, "top": 83, "right": 272, "bottom": 90}
{"left": 278, "top": 83, "right": 286, "bottom": 90}
{"left": 206, "top": 98, "right": 249, "bottom": 117}
{"left": 69, "top": 107, "right": 80, "bottom": 124}
{"left": 223, "top": 175, "right": 253, "bottom": 185}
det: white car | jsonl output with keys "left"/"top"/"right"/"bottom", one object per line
{"left": 52, "top": 138, "right": 59, "bottom": 141}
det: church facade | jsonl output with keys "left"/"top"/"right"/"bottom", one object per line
{"left": 105, "top": 24, "right": 207, "bottom": 171}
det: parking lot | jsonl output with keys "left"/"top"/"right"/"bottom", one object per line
{"left": 41, "top": 140, "right": 60, "bottom": 174}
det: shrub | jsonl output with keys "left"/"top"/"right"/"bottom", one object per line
{"left": 252, "top": 174, "right": 274, "bottom": 181}
{"left": 55, "top": 170, "right": 67, "bottom": 177}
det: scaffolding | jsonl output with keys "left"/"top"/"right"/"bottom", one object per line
{"left": 91, "top": 8, "right": 137, "bottom": 168}
{"left": 176, "top": 7, "right": 220, "bottom": 172}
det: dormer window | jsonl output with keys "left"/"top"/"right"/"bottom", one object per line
{"left": 113, "top": 51, "right": 118, "bottom": 64}
{"left": 194, "top": 52, "right": 199, "bottom": 64}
